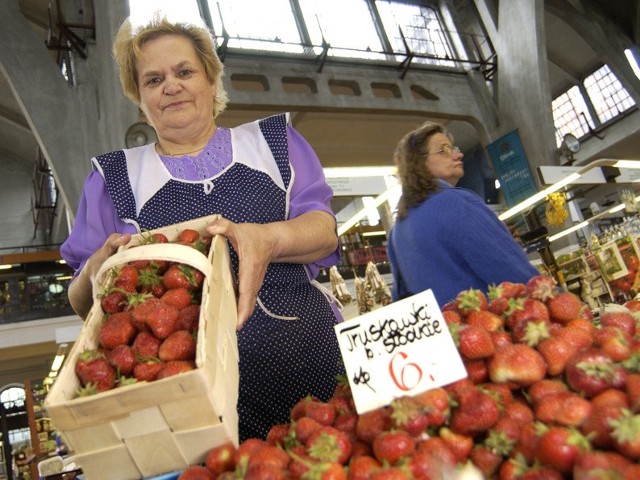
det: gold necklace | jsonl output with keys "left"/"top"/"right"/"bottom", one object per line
{"left": 157, "top": 143, "right": 204, "bottom": 157}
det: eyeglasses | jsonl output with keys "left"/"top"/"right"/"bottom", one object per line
{"left": 426, "top": 145, "right": 461, "bottom": 157}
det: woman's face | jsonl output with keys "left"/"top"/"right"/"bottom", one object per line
{"left": 136, "top": 34, "right": 216, "bottom": 139}
{"left": 424, "top": 132, "right": 465, "bottom": 186}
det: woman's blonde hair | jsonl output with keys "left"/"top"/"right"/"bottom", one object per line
{"left": 112, "top": 15, "right": 229, "bottom": 118}
{"left": 393, "top": 121, "right": 452, "bottom": 220}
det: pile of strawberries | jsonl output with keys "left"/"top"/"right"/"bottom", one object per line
{"left": 177, "top": 274, "right": 640, "bottom": 479}
{"left": 74, "top": 228, "right": 211, "bottom": 396}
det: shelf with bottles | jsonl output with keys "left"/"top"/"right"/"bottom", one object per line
{"left": 24, "top": 379, "right": 58, "bottom": 459}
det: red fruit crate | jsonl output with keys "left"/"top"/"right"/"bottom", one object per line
{"left": 44, "top": 215, "right": 239, "bottom": 480}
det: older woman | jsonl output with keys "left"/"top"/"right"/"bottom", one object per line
{"left": 61, "top": 16, "right": 344, "bottom": 441}
{"left": 387, "top": 121, "right": 538, "bottom": 305}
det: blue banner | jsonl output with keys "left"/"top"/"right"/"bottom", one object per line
{"left": 486, "top": 130, "right": 538, "bottom": 207}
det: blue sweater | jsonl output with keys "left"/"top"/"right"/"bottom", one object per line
{"left": 387, "top": 180, "right": 539, "bottom": 306}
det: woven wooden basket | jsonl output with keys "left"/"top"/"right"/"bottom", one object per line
{"left": 45, "top": 215, "right": 239, "bottom": 480}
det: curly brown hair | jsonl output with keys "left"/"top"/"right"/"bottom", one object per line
{"left": 112, "top": 15, "right": 229, "bottom": 118}
{"left": 393, "top": 121, "right": 453, "bottom": 220}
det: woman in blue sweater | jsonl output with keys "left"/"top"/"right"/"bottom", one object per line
{"left": 387, "top": 121, "right": 539, "bottom": 306}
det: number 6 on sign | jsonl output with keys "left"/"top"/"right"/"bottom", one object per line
{"left": 334, "top": 289, "right": 467, "bottom": 414}
{"left": 389, "top": 351, "right": 424, "bottom": 392}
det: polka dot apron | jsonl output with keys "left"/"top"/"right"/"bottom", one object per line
{"left": 95, "top": 114, "right": 345, "bottom": 441}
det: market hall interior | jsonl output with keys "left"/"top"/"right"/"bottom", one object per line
{"left": 0, "top": 0, "right": 639, "bottom": 395}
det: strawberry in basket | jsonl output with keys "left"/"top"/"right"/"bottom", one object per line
{"left": 74, "top": 227, "right": 211, "bottom": 396}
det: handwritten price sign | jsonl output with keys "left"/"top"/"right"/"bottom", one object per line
{"left": 334, "top": 289, "right": 467, "bottom": 414}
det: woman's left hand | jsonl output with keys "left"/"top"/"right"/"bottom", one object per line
{"left": 206, "top": 212, "right": 338, "bottom": 330}
{"left": 206, "top": 217, "right": 275, "bottom": 330}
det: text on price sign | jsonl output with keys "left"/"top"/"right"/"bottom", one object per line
{"left": 334, "top": 289, "right": 467, "bottom": 414}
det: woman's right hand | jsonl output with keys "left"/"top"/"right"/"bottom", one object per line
{"left": 84, "top": 233, "right": 132, "bottom": 283}
{"left": 68, "top": 233, "right": 131, "bottom": 319}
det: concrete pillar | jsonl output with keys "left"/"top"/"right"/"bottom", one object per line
{"left": 492, "top": 0, "right": 557, "bottom": 183}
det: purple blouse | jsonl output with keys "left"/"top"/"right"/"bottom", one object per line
{"left": 61, "top": 124, "right": 339, "bottom": 279}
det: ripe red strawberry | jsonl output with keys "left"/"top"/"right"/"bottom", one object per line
{"left": 137, "top": 268, "right": 167, "bottom": 298}
{"left": 591, "top": 388, "right": 630, "bottom": 410}
{"left": 131, "top": 330, "right": 161, "bottom": 358}
{"left": 107, "top": 344, "right": 137, "bottom": 376}
{"left": 504, "top": 298, "right": 549, "bottom": 330}
{"left": 246, "top": 444, "right": 291, "bottom": 470}
{"left": 134, "top": 297, "right": 180, "bottom": 339}
{"left": 113, "top": 264, "right": 139, "bottom": 292}
{"left": 601, "top": 311, "right": 637, "bottom": 337}
{"left": 304, "top": 400, "right": 337, "bottom": 426}
{"left": 525, "top": 274, "right": 557, "bottom": 301}
{"left": 454, "top": 288, "right": 488, "bottom": 316}
{"left": 178, "top": 228, "right": 201, "bottom": 244}
{"left": 333, "top": 410, "right": 357, "bottom": 434}
{"left": 306, "top": 425, "right": 352, "bottom": 464}
{"left": 177, "top": 304, "right": 201, "bottom": 332}
{"left": 441, "top": 310, "right": 462, "bottom": 327}
{"left": 534, "top": 426, "right": 590, "bottom": 474}
{"left": 454, "top": 324, "right": 495, "bottom": 360}
{"left": 595, "top": 325, "right": 633, "bottom": 361}
{"left": 177, "top": 465, "right": 215, "bottom": 480}
{"left": 372, "top": 430, "right": 415, "bottom": 465}
{"left": 512, "top": 422, "right": 539, "bottom": 464}
{"left": 133, "top": 360, "right": 163, "bottom": 382}
{"left": 488, "top": 344, "right": 547, "bottom": 387}
{"left": 163, "top": 263, "right": 204, "bottom": 291}
{"left": 490, "top": 330, "right": 513, "bottom": 350}
{"left": 156, "top": 360, "right": 196, "bottom": 379}
{"left": 413, "top": 387, "right": 450, "bottom": 427}
{"left": 158, "top": 330, "right": 196, "bottom": 361}
{"left": 626, "top": 372, "right": 640, "bottom": 412}
{"left": 470, "top": 444, "right": 502, "bottom": 478}
{"left": 355, "top": 407, "right": 392, "bottom": 444}
{"left": 501, "top": 399, "right": 535, "bottom": 425}
{"left": 527, "top": 378, "right": 568, "bottom": 405}
{"left": 536, "top": 335, "right": 578, "bottom": 376}
{"left": 479, "top": 382, "right": 513, "bottom": 409}
{"left": 489, "top": 280, "right": 527, "bottom": 301}
{"left": 463, "top": 358, "right": 489, "bottom": 384}
{"left": 233, "top": 438, "right": 266, "bottom": 467}
{"left": 609, "top": 409, "right": 640, "bottom": 460}
{"left": 438, "top": 427, "right": 473, "bottom": 463}
{"left": 487, "top": 416, "right": 521, "bottom": 451}
{"left": 573, "top": 450, "right": 635, "bottom": 480}
{"left": 554, "top": 322, "right": 594, "bottom": 351}
{"left": 488, "top": 296, "right": 510, "bottom": 316}
{"left": 389, "top": 396, "right": 429, "bottom": 436}
{"left": 348, "top": 455, "right": 381, "bottom": 480}
{"left": 100, "top": 289, "right": 128, "bottom": 314}
{"left": 534, "top": 391, "right": 593, "bottom": 427}
{"left": 304, "top": 462, "right": 346, "bottom": 480}
{"left": 161, "top": 287, "right": 194, "bottom": 309}
{"left": 98, "top": 311, "right": 136, "bottom": 350}
{"left": 511, "top": 318, "right": 551, "bottom": 346}
{"left": 411, "top": 437, "right": 457, "bottom": 478}
{"left": 290, "top": 395, "right": 319, "bottom": 420}
{"left": 292, "top": 416, "right": 323, "bottom": 444}
{"left": 74, "top": 349, "right": 101, "bottom": 382}
{"left": 139, "top": 231, "right": 169, "bottom": 244}
{"left": 449, "top": 387, "right": 499, "bottom": 436}
{"left": 265, "top": 424, "right": 290, "bottom": 447}
{"left": 79, "top": 356, "right": 116, "bottom": 392}
{"left": 565, "top": 348, "right": 627, "bottom": 397}
{"left": 465, "top": 309, "right": 504, "bottom": 332}
{"left": 546, "top": 292, "right": 589, "bottom": 324}
{"left": 205, "top": 442, "right": 236, "bottom": 475}
{"left": 581, "top": 404, "right": 623, "bottom": 448}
